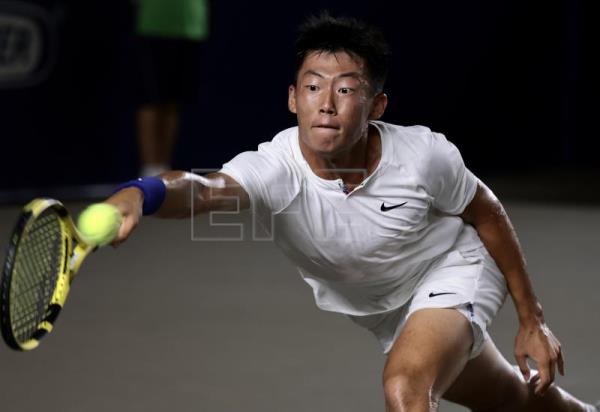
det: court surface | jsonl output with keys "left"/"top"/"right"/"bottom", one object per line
{"left": 0, "top": 200, "right": 598, "bottom": 411}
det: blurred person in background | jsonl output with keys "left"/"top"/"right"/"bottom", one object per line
{"left": 134, "top": 0, "right": 209, "bottom": 177}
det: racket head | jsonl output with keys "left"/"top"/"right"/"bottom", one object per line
{"left": 0, "top": 199, "right": 91, "bottom": 351}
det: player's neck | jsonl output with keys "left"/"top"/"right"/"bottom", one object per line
{"left": 301, "top": 125, "right": 381, "bottom": 186}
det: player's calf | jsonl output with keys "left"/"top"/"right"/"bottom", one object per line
{"left": 466, "top": 366, "right": 530, "bottom": 412}
{"left": 489, "top": 367, "right": 594, "bottom": 412}
{"left": 520, "top": 381, "right": 596, "bottom": 412}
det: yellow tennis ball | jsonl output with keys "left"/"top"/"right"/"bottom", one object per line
{"left": 77, "top": 203, "right": 122, "bottom": 247}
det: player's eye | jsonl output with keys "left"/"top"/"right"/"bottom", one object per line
{"left": 338, "top": 87, "right": 354, "bottom": 95}
{"left": 305, "top": 85, "right": 319, "bottom": 92}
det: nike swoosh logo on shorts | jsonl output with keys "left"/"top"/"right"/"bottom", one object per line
{"left": 428, "top": 292, "right": 456, "bottom": 298}
{"left": 380, "top": 201, "right": 407, "bottom": 212}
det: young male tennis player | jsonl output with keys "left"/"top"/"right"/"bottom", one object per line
{"left": 108, "top": 14, "right": 597, "bottom": 412}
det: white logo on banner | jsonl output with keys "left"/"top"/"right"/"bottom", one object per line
{"left": 0, "top": 14, "right": 42, "bottom": 79}
{"left": 0, "top": 1, "right": 58, "bottom": 88}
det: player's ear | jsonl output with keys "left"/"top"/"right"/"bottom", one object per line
{"left": 368, "top": 92, "right": 388, "bottom": 120}
{"left": 288, "top": 85, "right": 297, "bottom": 114}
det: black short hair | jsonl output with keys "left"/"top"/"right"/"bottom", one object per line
{"left": 294, "top": 13, "right": 391, "bottom": 94}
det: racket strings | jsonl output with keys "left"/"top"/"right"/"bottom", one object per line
{"left": 10, "top": 211, "right": 64, "bottom": 342}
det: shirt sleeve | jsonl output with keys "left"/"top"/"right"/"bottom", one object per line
{"left": 420, "top": 132, "right": 478, "bottom": 215}
{"left": 219, "top": 140, "right": 300, "bottom": 215}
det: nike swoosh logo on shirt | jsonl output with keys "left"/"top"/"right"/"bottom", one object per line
{"left": 428, "top": 292, "right": 457, "bottom": 298}
{"left": 380, "top": 202, "right": 407, "bottom": 212}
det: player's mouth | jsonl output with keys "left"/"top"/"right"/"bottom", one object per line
{"left": 312, "top": 123, "right": 340, "bottom": 130}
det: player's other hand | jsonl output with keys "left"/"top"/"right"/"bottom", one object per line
{"left": 514, "top": 321, "right": 565, "bottom": 396}
{"left": 104, "top": 187, "right": 144, "bottom": 246}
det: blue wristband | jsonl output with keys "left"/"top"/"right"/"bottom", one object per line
{"left": 114, "top": 176, "right": 166, "bottom": 215}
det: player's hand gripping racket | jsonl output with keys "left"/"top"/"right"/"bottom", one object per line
{"left": 0, "top": 198, "right": 121, "bottom": 351}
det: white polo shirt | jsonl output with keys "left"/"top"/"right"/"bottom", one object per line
{"left": 220, "top": 121, "right": 483, "bottom": 316}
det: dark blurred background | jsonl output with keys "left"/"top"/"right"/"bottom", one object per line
{"left": 1, "top": 0, "right": 598, "bottom": 203}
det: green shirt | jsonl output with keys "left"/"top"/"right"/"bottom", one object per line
{"left": 136, "top": 0, "right": 209, "bottom": 41}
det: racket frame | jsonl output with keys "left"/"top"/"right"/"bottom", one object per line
{"left": 0, "top": 198, "right": 94, "bottom": 350}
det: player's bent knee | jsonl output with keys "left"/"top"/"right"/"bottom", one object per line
{"left": 383, "top": 367, "right": 439, "bottom": 409}
{"left": 383, "top": 375, "right": 439, "bottom": 410}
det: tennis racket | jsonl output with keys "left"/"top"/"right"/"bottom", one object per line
{"left": 0, "top": 198, "right": 96, "bottom": 351}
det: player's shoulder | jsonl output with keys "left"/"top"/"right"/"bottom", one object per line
{"left": 375, "top": 121, "right": 443, "bottom": 162}
{"left": 256, "top": 126, "right": 303, "bottom": 173}
{"left": 220, "top": 126, "right": 302, "bottom": 209}
{"left": 258, "top": 126, "right": 298, "bottom": 156}
{"left": 239, "top": 126, "right": 303, "bottom": 182}
{"left": 222, "top": 126, "right": 299, "bottom": 172}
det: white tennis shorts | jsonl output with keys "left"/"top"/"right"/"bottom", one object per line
{"left": 348, "top": 246, "right": 508, "bottom": 359}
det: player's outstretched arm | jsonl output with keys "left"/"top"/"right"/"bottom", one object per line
{"left": 460, "top": 180, "right": 564, "bottom": 396}
{"left": 155, "top": 171, "right": 250, "bottom": 218}
{"left": 105, "top": 171, "right": 249, "bottom": 245}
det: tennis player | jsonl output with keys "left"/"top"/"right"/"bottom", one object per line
{"left": 108, "top": 14, "right": 597, "bottom": 412}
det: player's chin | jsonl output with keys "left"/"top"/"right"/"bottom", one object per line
{"left": 307, "top": 130, "right": 343, "bottom": 153}
{"left": 309, "top": 140, "right": 341, "bottom": 157}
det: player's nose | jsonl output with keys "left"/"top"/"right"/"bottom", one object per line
{"left": 319, "top": 88, "right": 336, "bottom": 115}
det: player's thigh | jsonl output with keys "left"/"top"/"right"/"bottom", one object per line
{"left": 442, "top": 339, "right": 528, "bottom": 411}
{"left": 383, "top": 307, "right": 473, "bottom": 399}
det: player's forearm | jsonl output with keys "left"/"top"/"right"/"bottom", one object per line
{"left": 155, "top": 171, "right": 249, "bottom": 219}
{"left": 473, "top": 214, "right": 544, "bottom": 325}
{"left": 462, "top": 183, "right": 544, "bottom": 325}
{"left": 154, "top": 171, "right": 216, "bottom": 218}
{"left": 153, "top": 171, "right": 198, "bottom": 218}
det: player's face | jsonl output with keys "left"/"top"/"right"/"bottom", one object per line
{"left": 288, "top": 51, "right": 387, "bottom": 158}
